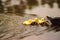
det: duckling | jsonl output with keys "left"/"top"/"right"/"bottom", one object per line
{"left": 32, "top": 18, "right": 41, "bottom": 25}
{"left": 38, "top": 18, "right": 49, "bottom": 26}
{"left": 38, "top": 18, "right": 45, "bottom": 24}
{"left": 30, "top": 18, "right": 39, "bottom": 25}
{"left": 33, "top": 18, "right": 38, "bottom": 22}
{"left": 23, "top": 19, "right": 32, "bottom": 25}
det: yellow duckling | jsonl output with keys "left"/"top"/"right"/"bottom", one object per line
{"left": 32, "top": 18, "right": 40, "bottom": 24}
{"left": 38, "top": 18, "right": 49, "bottom": 25}
{"left": 23, "top": 19, "right": 32, "bottom": 25}
{"left": 38, "top": 18, "right": 45, "bottom": 24}
{"left": 32, "top": 18, "right": 38, "bottom": 22}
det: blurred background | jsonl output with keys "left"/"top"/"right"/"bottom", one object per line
{"left": 0, "top": 0, "right": 60, "bottom": 40}
{"left": 0, "top": 0, "right": 60, "bottom": 17}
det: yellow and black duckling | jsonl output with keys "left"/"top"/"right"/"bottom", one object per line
{"left": 31, "top": 18, "right": 39, "bottom": 25}
{"left": 23, "top": 19, "right": 33, "bottom": 25}
{"left": 38, "top": 18, "right": 45, "bottom": 24}
{"left": 38, "top": 18, "right": 49, "bottom": 26}
{"left": 23, "top": 18, "right": 39, "bottom": 25}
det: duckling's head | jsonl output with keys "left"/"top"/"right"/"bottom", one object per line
{"left": 33, "top": 18, "right": 38, "bottom": 22}
{"left": 28, "top": 19, "right": 32, "bottom": 22}
{"left": 41, "top": 18, "right": 45, "bottom": 20}
{"left": 34, "top": 18, "right": 38, "bottom": 21}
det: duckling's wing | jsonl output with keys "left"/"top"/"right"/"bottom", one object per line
{"left": 23, "top": 21, "right": 32, "bottom": 25}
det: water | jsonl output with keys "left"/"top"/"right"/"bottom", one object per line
{"left": 23, "top": 3, "right": 60, "bottom": 40}
{"left": 25, "top": 3, "right": 60, "bottom": 17}
{"left": 0, "top": 2, "right": 60, "bottom": 40}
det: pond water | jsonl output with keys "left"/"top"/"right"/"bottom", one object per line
{"left": 23, "top": 3, "right": 60, "bottom": 40}
{"left": 25, "top": 3, "right": 60, "bottom": 17}
{"left": 0, "top": 3, "right": 60, "bottom": 40}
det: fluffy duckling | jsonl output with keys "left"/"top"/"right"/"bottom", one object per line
{"left": 38, "top": 18, "right": 45, "bottom": 24}
{"left": 31, "top": 18, "right": 39, "bottom": 25}
{"left": 23, "top": 19, "right": 32, "bottom": 25}
{"left": 33, "top": 18, "right": 38, "bottom": 22}
{"left": 38, "top": 18, "right": 49, "bottom": 25}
